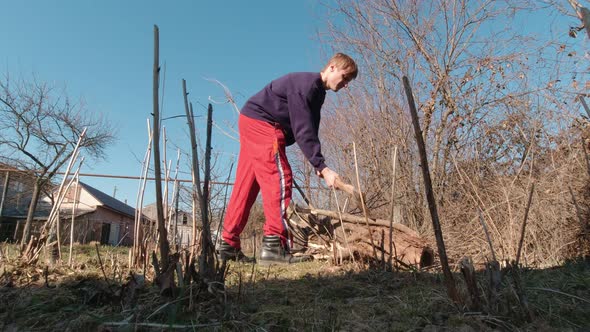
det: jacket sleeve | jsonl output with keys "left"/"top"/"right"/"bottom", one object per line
{"left": 287, "top": 92, "right": 327, "bottom": 173}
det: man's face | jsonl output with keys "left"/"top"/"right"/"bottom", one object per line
{"left": 326, "top": 65, "right": 354, "bottom": 92}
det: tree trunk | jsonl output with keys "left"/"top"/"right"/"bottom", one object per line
{"left": 21, "top": 179, "right": 43, "bottom": 249}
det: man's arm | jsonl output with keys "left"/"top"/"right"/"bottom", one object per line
{"left": 288, "top": 92, "right": 327, "bottom": 172}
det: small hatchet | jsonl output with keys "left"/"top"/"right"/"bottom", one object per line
{"left": 333, "top": 178, "right": 365, "bottom": 208}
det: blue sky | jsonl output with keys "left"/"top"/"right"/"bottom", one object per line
{"left": 2, "top": 1, "right": 588, "bottom": 208}
{"left": 1, "top": 1, "right": 331, "bottom": 205}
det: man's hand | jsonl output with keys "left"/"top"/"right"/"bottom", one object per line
{"left": 317, "top": 167, "right": 340, "bottom": 188}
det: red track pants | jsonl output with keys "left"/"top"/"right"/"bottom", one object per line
{"left": 221, "top": 114, "right": 292, "bottom": 249}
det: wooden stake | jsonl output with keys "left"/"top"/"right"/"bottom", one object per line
{"left": 352, "top": 142, "right": 377, "bottom": 259}
{"left": 199, "top": 104, "right": 215, "bottom": 278}
{"left": 152, "top": 24, "right": 171, "bottom": 272}
{"left": 69, "top": 170, "right": 81, "bottom": 267}
{"left": 515, "top": 183, "right": 535, "bottom": 266}
{"left": 403, "top": 76, "right": 460, "bottom": 303}
{"left": 183, "top": 80, "right": 201, "bottom": 263}
{"left": 389, "top": 146, "right": 398, "bottom": 271}
{"left": 133, "top": 119, "right": 153, "bottom": 267}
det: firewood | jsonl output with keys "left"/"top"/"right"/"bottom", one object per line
{"left": 291, "top": 205, "right": 434, "bottom": 268}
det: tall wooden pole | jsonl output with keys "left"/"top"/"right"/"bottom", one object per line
{"left": 199, "top": 103, "right": 214, "bottom": 277}
{"left": 402, "top": 76, "right": 459, "bottom": 303}
{"left": 183, "top": 80, "right": 203, "bottom": 262}
{"left": 0, "top": 171, "right": 9, "bottom": 236}
{"left": 152, "top": 24, "right": 170, "bottom": 270}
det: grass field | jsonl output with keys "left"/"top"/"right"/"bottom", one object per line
{"left": 0, "top": 243, "right": 589, "bottom": 331}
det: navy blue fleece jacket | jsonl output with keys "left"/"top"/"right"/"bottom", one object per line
{"left": 241, "top": 72, "right": 327, "bottom": 172}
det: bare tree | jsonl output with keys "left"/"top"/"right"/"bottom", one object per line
{"left": 0, "top": 74, "right": 116, "bottom": 249}
{"left": 316, "top": 0, "right": 582, "bottom": 212}
{"left": 305, "top": 0, "right": 589, "bottom": 267}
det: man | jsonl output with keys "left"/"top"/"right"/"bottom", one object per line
{"left": 218, "top": 53, "right": 358, "bottom": 264}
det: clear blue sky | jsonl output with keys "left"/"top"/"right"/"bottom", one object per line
{"left": 1, "top": 1, "right": 331, "bottom": 206}
{"left": 2, "top": 1, "right": 587, "bottom": 208}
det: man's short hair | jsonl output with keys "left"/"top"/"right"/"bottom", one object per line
{"left": 324, "top": 53, "right": 358, "bottom": 79}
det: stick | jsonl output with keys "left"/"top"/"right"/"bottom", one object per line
{"left": 478, "top": 209, "right": 497, "bottom": 262}
{"left": 133, "top": 119, "right": 153, "bottom": 267}
{"left": 331, "top": 187, "right": 355, "bottom": 264}
{"left": 389, "top": 146, "right": 398, "bottom": 271}
{"left": 152, "top": 24, "right": 171, "bottom": 272}
{"left": 95, "top": 243, "right": 113, "bottom": 295}
{"left": 216, "top": 162, "right": 234, "bottom": 249}
{"left": 102, "top": 322, "right": 221, "bottom": 329}
{"left": 69, "top": 171, "right": 81, "bottom": 267}
{"left": 515, "top": 183, "right": 535, "bottom": 266}
{"left": 403, "top": 76, "right": 459, "bottom": 302}
{"left": 199, "top": 103, "right": 214, "bottom": 278}
{"left": 293, "top": 179, "right": 313, "bottom": 208}
{"left": 352, "top": 142, "right": 377, "bottom": 259}
{"left": 569, "top": 185, "right": 587, "bottom": 228}
{"left": 183, "top": 80, "right": 203, "bottom": 263}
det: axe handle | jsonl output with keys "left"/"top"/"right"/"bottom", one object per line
{"left": 333, "top": 178, "right": 355, "bottom": 195}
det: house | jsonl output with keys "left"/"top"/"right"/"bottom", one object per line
{"left": 0, "top": 166, "right": 52, "bottom": 241}
{"left": 54, "top": 181, "right": 146, "bottom": 246}
{"left": 142, "top": 202, "right": 193, "bottom": 246}
{"left": 0, "top": 163, "right": 147, "bottom": 246}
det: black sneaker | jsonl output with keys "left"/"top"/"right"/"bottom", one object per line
{"left": 217, "top": 240, "right": 256, "bottom": 263}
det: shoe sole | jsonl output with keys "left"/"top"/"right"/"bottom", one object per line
{"left": 217, "top": 254, "right": 256, "bottom": 264}
{"left": 257, "top": 257, "right": 311, "bottom": 266}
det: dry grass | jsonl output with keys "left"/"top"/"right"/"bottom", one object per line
{"left": 1, "top": 243, "right": 589, "bottom": 331}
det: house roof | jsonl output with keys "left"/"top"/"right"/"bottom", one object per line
{"left": 78, "top": 181, "right": 137, "bottom": 218}
{"left": 142, "top": 202, "right": 190, "bottom": 221}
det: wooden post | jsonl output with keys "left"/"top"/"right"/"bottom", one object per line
{"left": 199, "top": 104, "right": 214, "bottom": 278}
{"left": 0, "top": 171, "right": 9, "bottom": 217}
{"left": 183, "top": 80, "right": 204, "bottom": 263}
{"left": 389, "top": 146, "right": 398, "bottom": 271}
{"left": 152, "top": 24, "right": 170, "bottom": 271}
{"left": 162, "top": 128, "right": 170, "bottom": 234}
{"left": 133, "top": 119, "right": 152, "bottom": 267}
{"left": 69, "top": 172, "right": 81, "bottom": 267}
{"left": 460, "top": 257, "right": 481, "bottom": 310}
{"left": 402, "top": 76, "right": 460, "bottom": 303}
{"left": 0, "top": 171, "right": 10, "bottom": 236}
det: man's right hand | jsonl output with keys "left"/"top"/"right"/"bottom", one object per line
{"left": 318, "top": 167, "right": 340, "bottom": 188}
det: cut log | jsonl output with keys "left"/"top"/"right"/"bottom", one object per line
{"left": 291, "top": 205, "right": 434, "bottom": 268}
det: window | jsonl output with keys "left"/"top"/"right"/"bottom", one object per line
{"left": 11, "top": 180, "right": 24, "bottom": 193}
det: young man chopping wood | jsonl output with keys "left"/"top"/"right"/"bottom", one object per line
{"left": 217, "top": 53, "right": 358, "bottom": 264}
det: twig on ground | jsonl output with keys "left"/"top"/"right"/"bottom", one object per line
{"left": 102, "top": 321, "right": 222, "bottom": 329}
{"left": 95, "top": 243, "right": 114, "bottom": 295}
{"left": 527, "top": 287, "right": 590, "bottom": 304}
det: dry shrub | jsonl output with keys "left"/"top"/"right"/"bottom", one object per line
{"left": 439, "top": 162, "right": 587, "bottom": 267}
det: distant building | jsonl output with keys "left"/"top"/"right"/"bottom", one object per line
{"left": 0, "top": 164, "right": 148, "bottom": 246}
{"left": 0, "top": 166, "right": 52, "bottom": 241}
{"left": 142, "top": 202, "right": 193, "bottom": 246}
{"left": 53, "top": 181, "right": 148, "bottom": 246}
